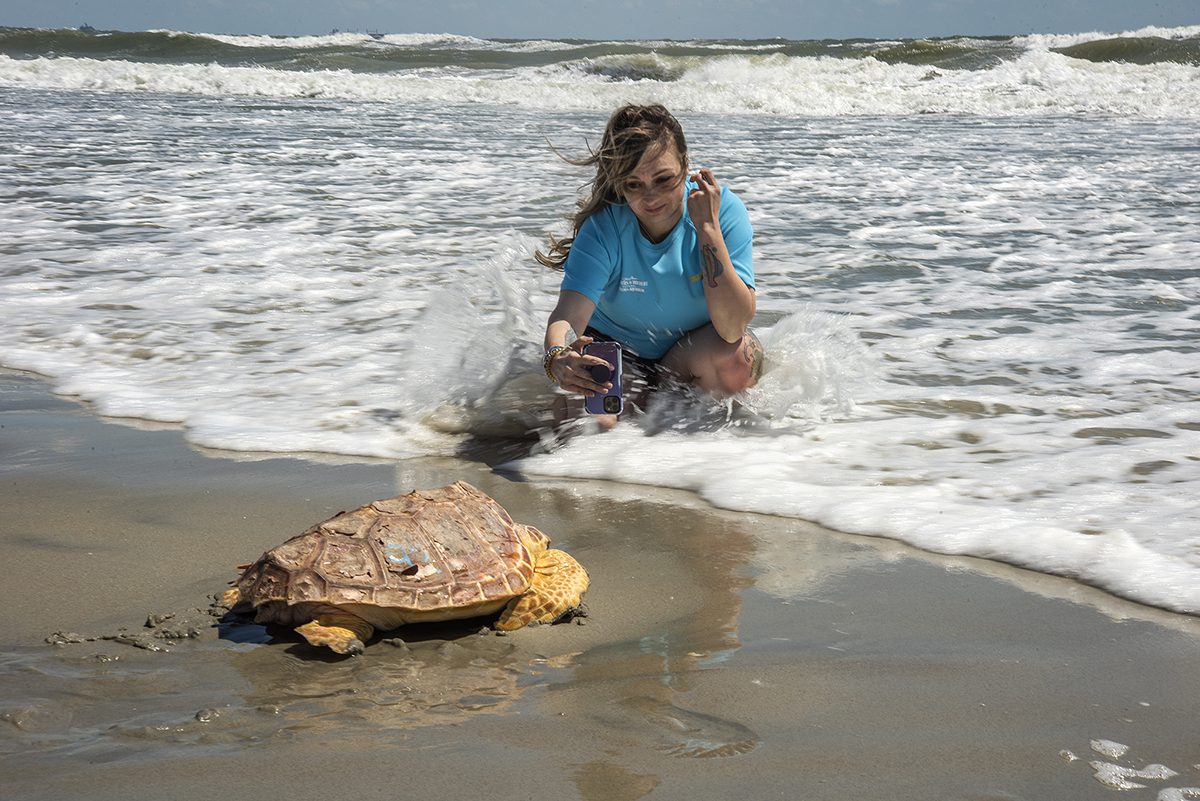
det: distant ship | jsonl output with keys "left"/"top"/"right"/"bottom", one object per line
{"left": 329, "top": 28, "right": 386, "bottom": 39}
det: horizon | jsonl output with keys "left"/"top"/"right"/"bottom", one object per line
{"left": 1, "top": 0, "right": 1197, "bottom": 43}
{"left": 5, "top": 21, "right": 1200, "bottom": 43}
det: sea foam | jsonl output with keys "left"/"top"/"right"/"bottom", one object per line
{"left": 2, "top": 41, "right": 1197, "bottom": 117}
{"left": 1, "top": 50, "right": 1197, "bottom": 617}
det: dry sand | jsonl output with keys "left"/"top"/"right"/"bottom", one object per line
{"left": 2, "top": 370, "right": 1198, "bottom": 800}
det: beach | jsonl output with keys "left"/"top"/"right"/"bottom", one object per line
{"left": 3, "top": 370, "right": 1198, "bottom": 800}
{"left": 3, "top": 24, "right": 1200, "bottom": 799}
{"left": 3, "top": 29, "right": 1200, "bottom": 616}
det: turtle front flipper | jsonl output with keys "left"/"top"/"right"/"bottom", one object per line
{"left": 295, "top": 612, "right": 375, "bottom": 655}
{"left": 496, "top": 548, "right": 590, "bottom": 631}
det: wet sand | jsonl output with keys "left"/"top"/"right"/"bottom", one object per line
{"left": 2, "top": 370, "right": 1199, "bottom": 800}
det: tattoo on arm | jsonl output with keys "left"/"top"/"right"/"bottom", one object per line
{"left": 701, "top": 244, "right": 724, "bottom": 288}
{"left": 747, "top": 332, "right": 765, "bottom": 383}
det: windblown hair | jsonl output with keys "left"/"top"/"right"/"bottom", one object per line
{"left": 536, "top": 104, "right": 689, "bottom": 270}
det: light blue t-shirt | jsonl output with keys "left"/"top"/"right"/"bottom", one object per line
{"left": 560, "top": 182, "right": 755, "bottom": 360}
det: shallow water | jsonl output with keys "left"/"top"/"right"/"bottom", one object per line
{"left": 1, "top": 28, "right": 1198, "bottom": 614}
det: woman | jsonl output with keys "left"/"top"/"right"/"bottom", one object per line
{"left": 539, "top": 104, "right": 764, "bottom": 415}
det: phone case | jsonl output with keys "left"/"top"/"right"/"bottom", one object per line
{"left": 582, "top": 341, "right": 624, "bottom": 415}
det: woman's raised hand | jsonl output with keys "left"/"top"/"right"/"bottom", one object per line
{"left": 687, "top": 168, "right": 722, "bottom": 232}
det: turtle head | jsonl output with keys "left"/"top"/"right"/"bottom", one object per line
{"left": 517, "top": 524, "right": 551, "bottom": 556}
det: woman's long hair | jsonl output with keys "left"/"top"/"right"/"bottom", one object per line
{"left": 536, "top": 104, "right": 688, "bottom": 270}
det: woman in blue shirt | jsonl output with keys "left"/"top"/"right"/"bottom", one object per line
{"left": 539, "top": 104, "right": 764, "bottom": 416}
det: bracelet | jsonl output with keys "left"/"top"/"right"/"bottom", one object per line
{"left": 542, "top": 346, "right": 566, "bottom": 383}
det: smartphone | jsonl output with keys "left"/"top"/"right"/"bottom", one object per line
{"left": 582, "top": 341, "right": 624, "bottom": 416}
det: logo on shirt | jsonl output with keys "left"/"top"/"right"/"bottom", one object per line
{"left": 619, "top": 277, "right": 648, "bottom": 293}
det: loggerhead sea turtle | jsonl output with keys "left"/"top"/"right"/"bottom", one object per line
{"left": 221, "top": 481, "right": 589, "bottom": 655}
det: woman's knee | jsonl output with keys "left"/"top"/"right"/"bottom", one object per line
{"left": 668, "top": 324, "right": 763, "bottom": 397}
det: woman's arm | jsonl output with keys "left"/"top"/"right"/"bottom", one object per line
{"left": 687, "top": 169, "right": 756, "bottom": 342}
{"left": 544, "top": 290, "right": 612, "bottom": 397}
{"left": 544, "top": 290, "right": 592, "bottom": 350}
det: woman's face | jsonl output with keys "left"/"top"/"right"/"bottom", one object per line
{"left": 621, "top": 142, "right": 686, "bottom": 239}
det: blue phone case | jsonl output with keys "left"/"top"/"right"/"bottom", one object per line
{"left": 582, "top": 341, "right": 624, "bottom": 415}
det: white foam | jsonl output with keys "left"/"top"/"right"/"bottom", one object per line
{"left": 488, "top": 39, "right": 589, "bottom": 53}
{"left": 170, "top": 29, "right": 567, "bottom": 52}
{"left": 157, "top": 29, "right": 383, "bottom": 49}
{"left": 142, "top": 29, "right": 494, "bottom": 50}
{"left": 2, "top": 47, "right": 1197, "bottom": 118}
{"left": 1015, "top": 24, "right": 1200, "bottom": 50}
{"left": 1160, "top": 790, "right": 1200, "bottom": 801}
{"left": 1091, "top": 739, "right": 1130, "bottom": 759}
{"left": 377, "top": 33, "right": 494, "bottom": 48}
{"left": 514, "top": 416, "right": 1200, "bottom": 614}
{"left": 2, "top": 88, "right": 1197, "bottom": 617}
{"left": 1090, "top": 761, "right": 1179, "bottom": 791}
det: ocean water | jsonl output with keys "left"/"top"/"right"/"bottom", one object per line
{"left": 1, "top": 25, "right": 1198, "bottom": 614}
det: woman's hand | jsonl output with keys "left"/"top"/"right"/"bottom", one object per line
{"left": 549, "top": 336, "right": 614, "bottom": 397}
{"left": 687, "top": 168, "right": 722, "bottom": 232}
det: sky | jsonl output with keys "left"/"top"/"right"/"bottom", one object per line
{"left": 0, "top": 0, "right": 1196, "bottom": 41}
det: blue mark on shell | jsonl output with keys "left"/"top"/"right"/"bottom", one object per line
{"left": 383, "top": 543, "right": 433, "bottom": 571}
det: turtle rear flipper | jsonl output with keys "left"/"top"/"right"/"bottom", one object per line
{"left": 295, "top": 612, "right": 375, "bottom": 655}
{"left": 495, "top": 548, "right": 590, "bottom": 630}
